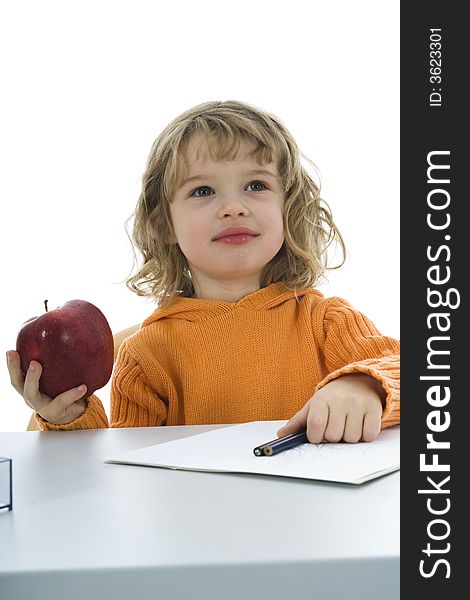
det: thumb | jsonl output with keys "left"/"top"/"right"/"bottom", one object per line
{"left": 42, "top": 385, "right": 87, "bottom": 422}
{"left": 277, "top": 403, "right": 309, "bottom": 437}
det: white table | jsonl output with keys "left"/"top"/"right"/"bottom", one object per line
{"left": 0, "top": 426, "right": 399, "bottom": 600}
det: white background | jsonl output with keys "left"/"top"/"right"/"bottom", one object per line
{"left": 0, "top": 0, "right": 399, "bottom": 432}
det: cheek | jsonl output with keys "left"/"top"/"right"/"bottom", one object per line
{"left": 266, "top": 207, "right": 285, "bottom": 243}
{"left": 172, "top": 212, "right": 210, "bottom": 253}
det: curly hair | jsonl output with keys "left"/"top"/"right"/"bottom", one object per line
{"left": 126, "top": 100, "right": 346, "bottom": 305}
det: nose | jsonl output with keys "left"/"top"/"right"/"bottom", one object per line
{"left": 217, "top": 196, "right": 249, "bottom": 219}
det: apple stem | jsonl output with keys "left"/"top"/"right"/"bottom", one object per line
{"left": 44, "top": 299, "right": 48, "bottom": 313}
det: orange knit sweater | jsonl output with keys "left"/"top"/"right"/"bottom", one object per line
{"left": 36, "top": 283, "right": 400, "bottom": 430}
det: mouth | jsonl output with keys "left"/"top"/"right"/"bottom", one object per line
{"left": 212, "top": 227, "right": 260, "bottom": 245}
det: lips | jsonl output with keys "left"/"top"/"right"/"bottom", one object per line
{"left": 212, "top": 227, "right": 259, "bottom": 241}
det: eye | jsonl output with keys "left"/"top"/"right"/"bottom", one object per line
{"left": 191, "top": 186, "right": 214, "bottom": 198}
{"left": 246, "top": 181, "right": 267, "bottom": 192}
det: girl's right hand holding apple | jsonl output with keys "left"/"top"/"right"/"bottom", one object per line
{"left": 6, "top": 350, "right": 88, "bottom": 425}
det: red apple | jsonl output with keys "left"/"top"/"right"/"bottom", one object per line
{"left": 16, "top": 299, "right": 114, "bottom": 398}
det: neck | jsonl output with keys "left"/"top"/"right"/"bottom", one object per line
{"left": 191, "top": 274, "right": 262, "bottom": 303}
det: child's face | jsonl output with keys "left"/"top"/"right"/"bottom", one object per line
{"left": 170, "top": 136, "right": 285, "bottom": 297}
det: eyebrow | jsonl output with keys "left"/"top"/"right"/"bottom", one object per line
{"left": 181, "top": 168, "right": 279, "bottom": 188}
{"left": 247, "top": 168, "right": 279, "bottom": 179}
{"left": 181, "top": 174, "right": 211, "bottom": 187}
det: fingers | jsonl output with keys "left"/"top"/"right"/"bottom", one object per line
{"left": 342, "top": 411, "right": 364, "bottom": 444}
{"left": 305, "top": 400, "right": 329, "bottom": 443}
{"left": 307, "top": 405, "right": 380, "bottom": 444}
{"left": 38, "top": 385, "right": 87, "bottom": 424}
{"left": 6, "top": 350, "right": 25, "bottom": 395}
{"left": 281, "top": 381, "right": 384, "bottom": 444}
{"left": 322, "top": 404, "right": 346, "bottom": 443}
{"left": 22, "top": 360, "right": 45, "bottom": 409}
{"left": 277, "top": 403, "right": 309, "bottom": 437}
{"left": 6, "top": 352, "right": 43, "bottom": 411}
{"left": 54, "top": 386, "right": 88, "bottom": 413}
{"left": 362, "top": 410, "right": 381, "bottom": 442}
{"left": 6, "top": 350, "right": 87, "bottom": 424}
{"left": 280, "top": 397, "right": 341, "bottom": 444}
{"left": 279, "top": 398, "right": 342, "bottom": 444}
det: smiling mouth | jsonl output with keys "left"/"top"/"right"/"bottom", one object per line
{"left": 213, "top": 233, "right": 259, "bottom": 245}
{"left": 212, "top": 227, "right": 260, "bottom": 245}
{"left": 212, "top": 227, "right": 259, "bottom": 241}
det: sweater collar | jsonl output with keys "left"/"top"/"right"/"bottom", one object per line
{"left": 141, "top": 283, "right": 322, "bottom": 325}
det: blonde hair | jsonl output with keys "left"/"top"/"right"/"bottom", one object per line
{"left": 126, "top": 100, "right": 346, "bottom": 305}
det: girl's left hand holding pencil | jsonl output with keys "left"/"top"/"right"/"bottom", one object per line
{"left": 277, "top": 374, "right": 385, "bottom": 444}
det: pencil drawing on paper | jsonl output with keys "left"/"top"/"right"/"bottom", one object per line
{"left": 266, "top": 442, "right": 350, "bottom": 465}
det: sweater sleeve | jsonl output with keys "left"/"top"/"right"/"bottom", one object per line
{"left": 312, "top": 297, "right": 400, "bottom": 428}
{"left": 109, "top": 342, "right": 169, "bottom": 428}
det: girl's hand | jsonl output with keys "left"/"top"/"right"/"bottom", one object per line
{"left": 277, "top": 374, "right": 384, "bottom": 443}
{"left": 6, "top": 350, "right": 88, "bottom": 425}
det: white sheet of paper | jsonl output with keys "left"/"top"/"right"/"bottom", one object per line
{"left": 104, "top": 421, "right": 400, "bottom": 485}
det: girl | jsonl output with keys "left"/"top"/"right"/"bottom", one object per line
{"left": 7, "top": 100, "right": 400, "bottom": 443}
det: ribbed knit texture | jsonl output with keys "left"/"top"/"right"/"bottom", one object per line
{"left": 35, "top": 283, "right": 400, "bottom": 431}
